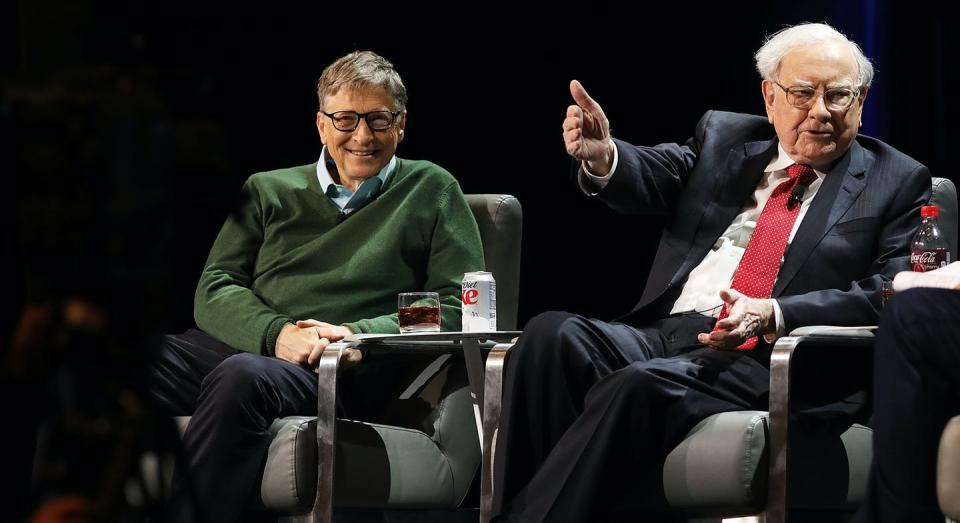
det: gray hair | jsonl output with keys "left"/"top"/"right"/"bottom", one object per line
{"left": 316, "top": 51, "right": 408, "bottom": 112}
{"left": 755, "top": 23, "right": 874, "bottom": 88}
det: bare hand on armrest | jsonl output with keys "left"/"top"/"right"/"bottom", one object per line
{"left": 275, "top": 321, "right": 359, "bottom": 369}
{"left": 294, "top": 319, "right": 362, "bottom": 368}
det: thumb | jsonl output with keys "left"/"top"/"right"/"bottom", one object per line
{"left": 296, "top": 319, "right": 326, "bottom": 329}
{"left": 570, "top": 79, "right": 601, "bottom": 113}
{"left": 719, "top": 288, "right": 743, "bottom": 305}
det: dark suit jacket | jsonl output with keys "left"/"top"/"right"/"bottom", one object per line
{"left": 601, "top": 110, "right": 931, "bottom": 332}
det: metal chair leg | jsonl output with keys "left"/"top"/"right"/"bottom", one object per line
{"left": 290, "top": 343, "right": 345, "bottom": 523}
{"left": 480, "top": 343, "right": 512, "bottom": 523}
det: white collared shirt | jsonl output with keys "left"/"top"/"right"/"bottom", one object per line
{"left": 581, "top": 142, "right": 826, "bottom": 340}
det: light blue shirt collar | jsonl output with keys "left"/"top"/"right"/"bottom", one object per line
{"left": 316, "top": 146, "right": 396, "bottom": 211}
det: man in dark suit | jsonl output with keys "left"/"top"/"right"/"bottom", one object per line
{"left": 492, "top": 23, "right": 931, "bottom": 521}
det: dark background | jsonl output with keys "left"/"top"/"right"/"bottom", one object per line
{"left": 1, "top": 0, "right": 952, "bottom": 339}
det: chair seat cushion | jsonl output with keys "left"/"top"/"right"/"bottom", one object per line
{"left": 259, "top": 416, "right": 458, "bottom": 512}
{"left": 662, "top": 411, "right": 872, "bottom": 514}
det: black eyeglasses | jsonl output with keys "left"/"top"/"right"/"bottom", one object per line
{"left": 772, "top": 81, "right": 861, "bottom": 111}
{"left": 321, "top": 110, "right": 402, "bottom": 132}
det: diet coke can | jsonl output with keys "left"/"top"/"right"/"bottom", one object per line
{"left": 462, "top": 271, "right": 496, "bottom": 332}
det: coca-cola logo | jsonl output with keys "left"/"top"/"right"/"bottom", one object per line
{"left": 462, "top": 289, "right": 479, "bottom": 305}
{"left": 911, "top": 251, "right": 940, "bottom": 264}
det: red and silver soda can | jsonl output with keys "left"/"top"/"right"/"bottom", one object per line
{"left": 462, "top": 271, "right": 497, "bottom": 332}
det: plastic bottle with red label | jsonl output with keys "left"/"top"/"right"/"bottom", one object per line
{"left": 911, "top": 205, "right": 951, "bottom": 272}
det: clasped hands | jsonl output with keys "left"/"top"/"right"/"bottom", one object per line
{"left": 275, "top": 320, "right": 361, "bottom": 369}
{"left": 697, "top": 289, "right": 776, "bottom": 350}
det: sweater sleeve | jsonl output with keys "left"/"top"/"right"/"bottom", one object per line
{"left": 345, "top": 180, "right": 485, "bottom": 333}
{"left": 194, "top": 179, "right": 293, "bottom": 355}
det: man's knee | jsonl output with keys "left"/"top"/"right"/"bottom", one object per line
{"left": 882, "top": 286, "right": 960, "bottom": 330}
{"left": 880, "top": 287, "right": 959, "bottom": 364}
{"left": 604, "top": 361, "right": 661, "bottom": 396}
{"left": 199, "top": 353, "right": 272, "bottom": 400}
{"left": 514, "top": 311, "right": 595, "bottom": 363}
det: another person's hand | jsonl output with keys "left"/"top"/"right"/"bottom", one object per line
{"left": 295, "top": 319, "right": 361, "bottom": 368}
{"left": 697, "top": 289, "right": 775, "bottom": 350}
{"left": 563, "top": 79, "right": 614, "bottom": 176}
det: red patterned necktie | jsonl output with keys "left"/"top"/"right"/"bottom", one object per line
{"left": 717, "top": 163, "right": 817, "bottom": 350}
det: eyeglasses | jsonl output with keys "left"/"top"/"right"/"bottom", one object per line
{"left": 772, "top": 81, "right": 861, "bottom": 111}
{"left": 321, "top": 110, "right": 402, "bottom": 132}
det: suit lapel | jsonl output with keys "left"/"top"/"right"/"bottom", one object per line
{"left": 773, "top": 142, "right": 869, "bottom": 296}
{"left": 671, "top": 138, "right": 777, "bottom": 287}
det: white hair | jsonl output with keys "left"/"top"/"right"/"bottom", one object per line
{"left": 755, "top": 23, "right": 874, "bottom": 88}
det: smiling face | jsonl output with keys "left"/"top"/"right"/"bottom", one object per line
{"left": 762, "top": 41, "right": 867, "bottom": 170}
{"left": 316, "top": 84, "right": 406, "bottom": 190}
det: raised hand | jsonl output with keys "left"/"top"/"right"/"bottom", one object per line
{"left": 562, "top": 79, "right": 614, "bottom": 176}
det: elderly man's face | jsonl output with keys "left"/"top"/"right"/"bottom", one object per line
{"left": 762, "top": 42, "right": 866, "bottom": 170}
{"left": 316, "top": 85, "right": 405, "bottom": 188}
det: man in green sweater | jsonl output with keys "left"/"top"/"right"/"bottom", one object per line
{"left": 149, "top": 51, "right": 484, "bottom": 522}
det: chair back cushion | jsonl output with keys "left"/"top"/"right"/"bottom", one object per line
{"left": 931, "top": 177, "right": 958, "bottom": 259}
{"left": 465, "top": 195, "right": 522, "bottom": 330}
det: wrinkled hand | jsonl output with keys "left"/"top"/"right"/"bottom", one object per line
{"left": 295, "top": 319, "right": 361, "bottom": 368}
{"left": 697, "top": 289, "right": 775, "bottom": 350}
{"left": 275, "top": 321, "right": 356, "bottom": 369}
{"left": 562, "top": 80, "right": 614, "bottom": 176}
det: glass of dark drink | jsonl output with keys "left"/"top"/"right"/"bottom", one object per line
{"left": 398, "top": 292, "right": 441, "bottom": 333}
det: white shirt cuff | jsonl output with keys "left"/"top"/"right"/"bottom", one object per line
{"left": 577, "top": 141, "right": 618, "bottom": 195}
{"left": 763, "top": 299, "right": 785, "bottom": 343}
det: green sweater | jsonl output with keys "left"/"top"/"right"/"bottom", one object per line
{"left": 194, "top": 158, "right": 485, "bottom": 355}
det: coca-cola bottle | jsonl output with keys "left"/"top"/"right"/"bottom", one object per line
{"left": 911, "top": 205, "right": 951, "bottom": 272}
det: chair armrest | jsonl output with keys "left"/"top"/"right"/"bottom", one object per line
{"left": 938, "top": 415, "right": 960, "bottom": 519}
{"left": 788, "top": 325, "right": 877, "bottom": 338}
{"left": 765, "top": 331, "right": 875, "bottom": 523}
{"left": 303, "top": 342, "right": 349, "bottom": 523}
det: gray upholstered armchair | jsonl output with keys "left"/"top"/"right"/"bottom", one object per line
{"left": 484, "top": 178, "right": 956, "bottom": 523}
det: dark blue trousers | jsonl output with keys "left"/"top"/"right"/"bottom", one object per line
{"left": 492, "top": 312, "right": 772, "bottom": 522}
{"left": 855, "top": 288, "right": 960, "bottom": 523}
